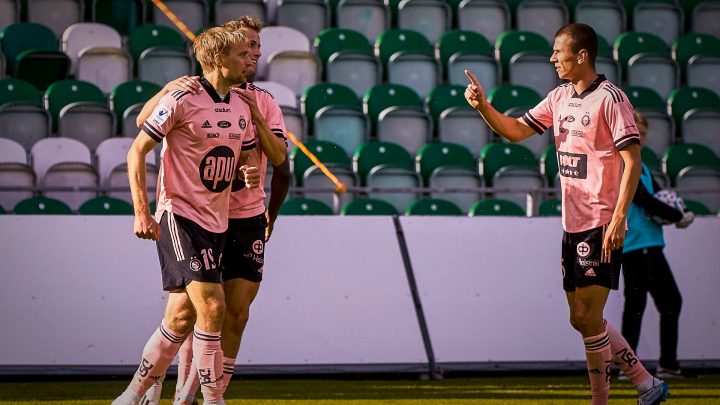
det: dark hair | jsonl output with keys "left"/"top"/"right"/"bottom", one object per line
{"left": 555, "top": 23, "right": 598, "bottom": 65}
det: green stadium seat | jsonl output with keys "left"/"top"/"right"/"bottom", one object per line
{"left": 624, "top": 86, "right": 665, "bottom": 111}
{"left": 0, "top": 22, "right": 58, "bottom": 76}
{"left": 405, "top": 197, "right": 463, "bottom": 216}
{"left": 662, "top": 143, "right": 720, "bottom": 186}
{"left": 0, "top": 78, "right": 42, "bottom": 107}
{"left": 302, "top": 83, "right": 367, "bottom": 155}
{"left": 44, "top": 79, "right": 106, "bottom": 132}
{"left": 540, "top": 144, "right": 559, "bottom": 188}
{"left": 78, "top": 196, "right": 134, "bottom": 215}
{"left": 495, "top": 30, "right": 551, "bottom": 82}
{"left": 128, "top": 24, "right": 187, "bottom": 66}
{"left": 279, "top": 197, "right": 334, "bottom": 215}
{"left": 538, "top": 198, "right": 561, "bottom": 217}
{"left": 486, "top": 85, "right": 542, "bottom": 117}
{"left": 428, "top": 166, "right": 483, "bottom": 214}
{"left": 479, "top": 142, "right": 537, "bottom": 185}
{"left": 415, "top": 142, "right": 476, "bottom": 185}
{"left": 289, "top": 139, "right": 349, "bottom": 186}
{"left": 14, "top": 50, "right": 71, "bottom": 91}
{"left": 468, "top": 198, "right": 526, "bottom": 216}
{"left": 672, "top": 33, "right": 720, "bottom": 77}
{"left": 426, "top": 83, "right": 491, "bottom": 156}
{"left": 667, "top": 87, "right": 720, "bottom": 147}
{"left": 13, "top": 196, "right": 73, "bottom": 215}
{"left": 109, "top": 80, "right": 163, "bottom": 136}
{"left": 314, "top": 28, "right": 378, "bottom": 98}
{"left": 352, "top": 141, "right": 414, "bottom": 185}
{"left": 92, "top": 0, "right": 146, "bottom": 36}
{"left": 614, "top": 31, "right": 677, "bottom": 99}
{"left": 641, "top": 147, "right": 661, "bottom": 171}
{"left": 340, "top": 197, "right": 398, "bottom": 215}
{"left": 436, "top": 30, "right": 498, "bottom": 89}
{"left": 375, "top": 29, "right": 439, "bottom": 98}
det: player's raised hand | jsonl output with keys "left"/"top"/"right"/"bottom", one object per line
{"left": 165, "top": 75, "right": 201, "bottom": 94}
{"left": 464, "top": 69, "right": 487, "bottom": 110}
{"left": 232, "top": 88, "right": 261, "bottom": 118}
{"left": 239, "top": 165, "right": 261, "bottom": 189}
{"left": 134, "top": 212, "right": 161, "bottom": 241}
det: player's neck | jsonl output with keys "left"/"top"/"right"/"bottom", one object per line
{"left": 570, "top": 68, "right": 599, "bottom": 95}
{"left": 204, "top": 71, "right": 238, "bottom": 96}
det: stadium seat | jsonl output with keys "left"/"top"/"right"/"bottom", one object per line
{"left": 62, "top": 22, "right": 123, "bottom": 77}
{"left": 352, "top": 140, "right": 414, "bottom": 185}
{"left": 252, "top": 81, "right": 298, "bottom": 109}
{"left": 573, "top": 1, "right": 626, "bottom": 47}
{"left": 0, "top": 78, "right": 42, "bottom": 107}
{"left": 0, "top": 53, "right": 4, "bottom": 79}
{"left": 468, "top": 198, "right": 525, "bottom": 216}
{"left": 279, "top": 197, "right": 334, "bottom": 215}
{"left": 690, "top": 0, "right": 720, "bottom": 37}
{"left": 280, "top": 106, "right": 307, "bottom": 145}
{"left": 596, "top": 35, "right": 621, "bottom": 86}
{"left": 58, "top": 103, "right": 115, "bottom": 152}
{"left": 491, "top": 166, "right": 547, "bottom": 216}
{"left": 516, "top": 0, "right": 568, "bottom": 43}
{"left": 426, "top": 84, "right": 491, "bottom": 156}
{"left": 667, "top": 86, "right": 720, "bottom": 138}
{"left": 363, "top": 83, "right": 430, "bottom": 155}
{"left": 13, "top": 196, "right": 72, "bottom": 215}
{"left": 682, "top": 198, "right": 712, "bottom": 216}
{"left": 0, "top": 102, "right": 51, "bottom": 151}
{"left": 436, "top": 30, "right": 498, "bottom": 90}
{"left": 479, "top": 142, "right": 537, "bottom": 185}
{"left": 138, "top": 47, "right": 195, "bottom": 87}
{"left": 0, "top": 22, "right": 58, "bottom": 76}
{"left": 91, "top": 0, "right": 145, "bottom": 36}
{"left": 276, "top": 0, "right": 330, "bottom": 42}
{"left": 14, "top": 50, "right": 71, "bottom": 91}
{"left": 673, "top": 32, "right": 720, "bottom": 95}
{"left": 109, "top": 80, "right": 163, "bottom": 135}
{"left": 0, "top": 137, "right": 34, "bottom": 211}
{"left": 76, "top": 47, "right": 132, "bottom": 94}
{"left": 213, "top": 0, "right": 267, "bottom": 26}
{"left": 375, "top": 29, "right": 439, "bottom": 98}
{"left": 495, "top": 30, "right": 552, "bottom": 85}
{"left": 366, "top": 164, "right": 422, "bottom": 213}
{"left": 662, "top": 143, "right": 720, "bottom": 186}
{"left": 538, "top": 198, "right": 561, "bottom": 217}
{"left": 333, "top": 0, "right": 390, "bottom": 44}
{"left": 302, "top": 165, "right": 358, "bottom": 211}
{"left": 641, "top": 146, "right": 661, "bottom": 171}
{"left": 257, "top": 26, "right": 311, "bottom": 80}
{"left": 681, "top": 109, "right": 720, "bottom": 157}
{"left": 540, "top": 144, "right": 559, "bottom": 189}
{"left": 415, "top": 142, "right": 475, "bottom": 184}
{"left": 152, "top": 0, "right": 208, "bottom": 36}
{"left": 486, "top": 85, "right": 542, "bottom": 120}
{"left": 266, "top": 50, "right": 321, "bottom": 97}
{"left": 44, "top": 79, "right": 106, "bottom": 133}
{"left": 78, "top": 196, "right": 134, "bottom": 215}
{"left": 614, "top": 31, "right": 678, "bottom": 99}
{"left": 395, "top": 0, "right": 451, "bottom": 44}
{"left": 128, "top": 24, "right": 187, "bottom": 66}
{"left": 300, "top": 82, "right": 362, "bottom": 138}
{"left": 0, "top": 0, "right": 19, "bottom": 33}
{"left": 314, "top": 28, "right": 379, "bottom": 98}
{"left": 340, "top": 197, "right": 398, "bottom": 215}
{"left": 95, "top": 138, "right": 134, "bottom": 187}
{"left": 289, "top": 139, "right": 349, "bottom": 186}
{"left": 428, "top": 166, "right": 483, "bottom": 214}
{"left": 405, "top": 197, "right": 463, "bottom": 216}
{"left": 675, "top": 166, "right": 720, "bottom": 213}
{"left": 624, "top": 85, "right": 665, "bottom": 111}
{"left": 27, "top": 0, "right": 83, "bottom": 37}
{"left": 452, "top": 0, "right": 509, "bottom": 44}
{"left": 632, "top": 0, "right": 683, "bottom": 46}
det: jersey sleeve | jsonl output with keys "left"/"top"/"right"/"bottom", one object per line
{"left": 141, "top": 92, "right": 184, "bottom": 142}
{"left": 261, "top": 92, "right": 288, "bottom": 147}
{"left": 604, "top": 90, "right": 640, "bottom": 150}
{"left": 523, "top": 94, "right": 554, "bottom": 135}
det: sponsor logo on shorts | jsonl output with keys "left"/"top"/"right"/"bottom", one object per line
{"left": 199, "top": 146, "right": 236, "bottom": 193}
{"left": 190, "top": 257, "right": 203, "bottom": 272}
{"left": 217, "top": 120, "right": 231, "bottom": 128}
{"left": 252, "top": 239, "right": 264, "bottom": 254}
{"left": 558, "top": 151, "right": 588, "bottom": 179}
{"left": 579, "top": 258, "right": 600, "bottom": 267}
{"left": 577, "top": 241, "right": 591, "bottom": 257}
{"left": 584, "top": 267, "right": 597, "bottom": 277}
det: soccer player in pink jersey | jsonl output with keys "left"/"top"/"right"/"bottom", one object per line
{"left": 464, "top": 24, "right": 669, "bottom": 405}
{"left": 112, "top": 27, "right": 261, "bottom": 405}
{"left": 134, "top": 17, "right": 290, "bottom": 405}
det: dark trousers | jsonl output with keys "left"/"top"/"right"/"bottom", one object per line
{"left": 621, "top": 246, "right": 683, "bottom": 369}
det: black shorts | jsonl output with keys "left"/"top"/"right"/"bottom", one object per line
{"left": 221, "top": 213, "right": 267, "bottom": 283}
{"left": 156, "top": 211, "right": 225, "bottom": 291}
{"left": 561, "top": 225, "right": 622, "bottom": 292}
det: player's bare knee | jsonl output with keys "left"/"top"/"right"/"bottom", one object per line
{"left": 226, "top": 305, "right": 250, "bottom": 329}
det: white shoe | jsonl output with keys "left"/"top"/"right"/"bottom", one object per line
{"left": 111, "top": 389, "right": 141, "bottom": 405}
{"left": 638, "top": 379, "right": 669, "bottom": 405}
{"left": 140, "top": 382, "right": 162, "bottom": 405}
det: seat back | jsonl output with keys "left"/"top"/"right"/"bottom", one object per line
{"left": 109, "top": 80, "right": 163, "bottom": 134}
{"left": 28, "top": 0, "right": 83, "bottom": 37}
{"left": 335, "top": 0, "right": 389, "bottom": 44}
{"left": 152, "top": 0, "right": 207, "bottom": 35}
{"left": 44, "top": 79, "right": 106, "bottom": 132}
{"left": 58, "top": 102, "right": 115, "bottom": 151}
{"left": 428, "top": 166, "right": 483, "bottom": 213}
{"left": 76, "top": 47, "right": 132, "bottom": 94}
{"left": 289, "top": 139, "right": 349, "bottom": 186}
{"left": 405, "top": 197, "right": 462, "bottom": 215}
{"left": 78, "top": 196, "right": 134, "bottom": 215}
{"left": 667, "top": 86, "right": 720, "bottom": 127}
{"left": 436, "top": 30, "right": 496, "bottom": 86}
{"left": 662, "top": 143, "right": 720, "bottom": 185}
{"left": 366, "top": 166, "right": 421, "bottom": 213}
{"left": 486, "top": 85, "right": 542, "bottom": 115}
{"left": 626, "top": 54, "right": 678, "bottom": 100}
{"left": 0, "top": 103, "right": 51, "bottom": 150}
{"left": 495, "top": 30, "right": 551, "bottom": 81}
{"left": 613, "top": 31, "right": 669, "bottom": 75}
{"left": 276, "top": 0, "right": 330, "bottom": 42}
{"left": 40, "top": 162, "right": 99, "bottom": 210}
{"left": 632, "top": 1, "right": 683, "bottom": 46}
{"left": 680, "top": 109, "right": 720, "bottom": 156}
{"left": 341, "top": 197, "right": 398, "bottom": 215}
{"left": 14, "top": 50, "right": 71, "bottom": 91}
{"left": 675, "top": 166, "right": 720, "bottom": 213}
{"left": 469, "top": 198, "right": 526, "bottom": 216}
{"left": 574, "top": 1, "right": 625, "bottom": 46}
{"left": 396, "top": 0, "right": 451, "bottom": 44}
{"left": 0, "top": 22, "right": 58, "bottom": 75}
{"left": 454, "top": 0, "right": 509, "bottom": 44}
{"left": 257, "top": 26, "right": 310, "bottom": 80}
{"left": 279, "top": 197, "right": 333, "bottom": 214}
{"left": 92, "top": 0, "right": 145, "bottom": 36}
{"left": 214, "top": 0, "right": 267, "bottom": 26}
{"left": 516, "top": 0, "right": 568, "bottom": 43}
{"left": 624, "top": 85, "right": 665, "bottom": 111}
{"left": 315, "top": 28, "right": 373, "bottom": 70}
{"left": 0, "top": 78, "right": 42, "bottom": 107}
{"left": 128, "top": 24, "right": 186, "bottom": 65}
{"left": 62, "top": 22, "right": 123, "bottom": 76}
{"left": 13, "top": 196, "right": 72, "bottom": 215}
{"left": 353, "top": 141, "right": 414, "bottom": 185}
{"left": 30, "top": 137, "right": 92, "bottom": 181}
{"left": 301, "top": 82, "right": 359, "bottom": 129}
{"left": 479, "top": 142, "right": 537, "bottom": 185}
{"left": 691, "top": 1, "right": 720, "bottom": 37}
{"left": 138, "top": 47, "right": 195, "bottom": 87}
{"left": 0, "top": 162, "right": 35, "bottom": 211}
{"left": 415, "top": 142, "right": 475, "bottom": 184}
{"left": 266, "top": 51, "right": 320, "bottom": 96}
{"left": 363, "top": 83, "right": 422, "bottom": 130}
{"left": 491, "top": 166, "right": 546, "bottom": 215}
{"left": 302, "top": 165, "right": 357, "bottom": 210}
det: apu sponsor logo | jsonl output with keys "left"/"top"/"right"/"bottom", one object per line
{"left": 557, "top": 151, "right": 587, "bottom": 179}
{"left": 215, "top": 107, "right": 231, "bottom": 113}
{"left": 217, "top": 120, "right": 231, "bottom": 128}
{"left": 206, "top": 132, "right": 220, "bottom": 138}
{"left": 571, "top": 129, "right": 584, "bottom": 137}
{"left": 199, "top": 146, "right": 236, "bottom": 192}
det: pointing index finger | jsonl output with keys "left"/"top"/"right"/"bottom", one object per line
{"left": 465, "top": 69, "right": 480, "bottom": 86}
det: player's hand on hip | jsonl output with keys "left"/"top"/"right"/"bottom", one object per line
{"left": 134, "top": 212, "right": 161, "bottom": 241}
{"left": 166, "top": 75, "right": 201, "bottom": 94}
{"left": 601, "top": 218, "right": 625, "bottom": 263}
{"left": 239, "top": 165, "right": 260, "bottom": 188}
{"left": 464, "top": 69, "right": 486, "bottom": 110}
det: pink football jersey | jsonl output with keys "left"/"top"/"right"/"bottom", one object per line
{"left": 524, "top": 75, "right": 639, "bottom": 233}
{"left": 143, "top": 77, "right": 256, "bottom": 233}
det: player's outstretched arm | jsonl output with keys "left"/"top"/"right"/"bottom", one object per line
{"left": 128, "top": 132, "right": 160, "bottom": 240}
{"left": 135, "top": 76, "right": 201, "bottom": 128}
{"left": 265, "top": 156, "right": 291, "bottom": 242}
{"left": 233, "top": 88, "right": 287, "bottom": 167}
{"left": 602, "top": 143, "right": 642, "bottom": 262}
{"left": 464, "top": 70, "right": 536, "bottom": 142}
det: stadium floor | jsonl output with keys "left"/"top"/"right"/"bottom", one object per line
{"left": 0, "top": 374, "right": 719, "bottom": 404}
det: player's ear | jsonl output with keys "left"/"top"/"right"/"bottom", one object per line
{"left": 577, "top": 49, "right": 587, "bottom": 64}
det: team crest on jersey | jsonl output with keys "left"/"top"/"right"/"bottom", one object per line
{"left": 199, "top": 146, "right": 237, "bottom": 193}
{"left": 239, "top": 117, "right": 247, "bottom": 129}
{"left": 190, "top": 257, "right": 203, "bottom": 272}
{"left": 581, "top": 113, "right": 591, "bottom": 126}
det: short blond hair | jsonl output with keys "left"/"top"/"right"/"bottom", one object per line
{"left": 221, "top": 16, "right": 264, "bottom": 33}
{"left": 633, "top": 110, "right": 648, "bottom": 128}
{"left": 192, "top": 27, "right": 247, "bottom": 72}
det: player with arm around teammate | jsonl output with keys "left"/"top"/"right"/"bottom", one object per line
{"left": 111, "top": 27, "right": 260, "bottom": 405}
{"left": 465, "top": 23, "right": 669, "bottom": 405}
{"left": 136, "top": 17, "right": 291, "bottom": 405}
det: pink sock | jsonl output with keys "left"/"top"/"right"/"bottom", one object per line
{"left": 222, "top": 357, "right": 236, "bottom": 393}
{"left": 192, "top": 327, "right": 224, "bottom": 403}
{"left": 176, "top": 360, "right": 200, "bottom": 404}
{"left": 128, "top": 321, "right": 185, "bottom": 396}
{"left": 175, "top": 334, "right": 194, "bottom": 395}
{"left": 605, "top": 320, "right": 653, "bottom": 388}
{"left": 584, "top": 329, "right": 612, "bottom": 405}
